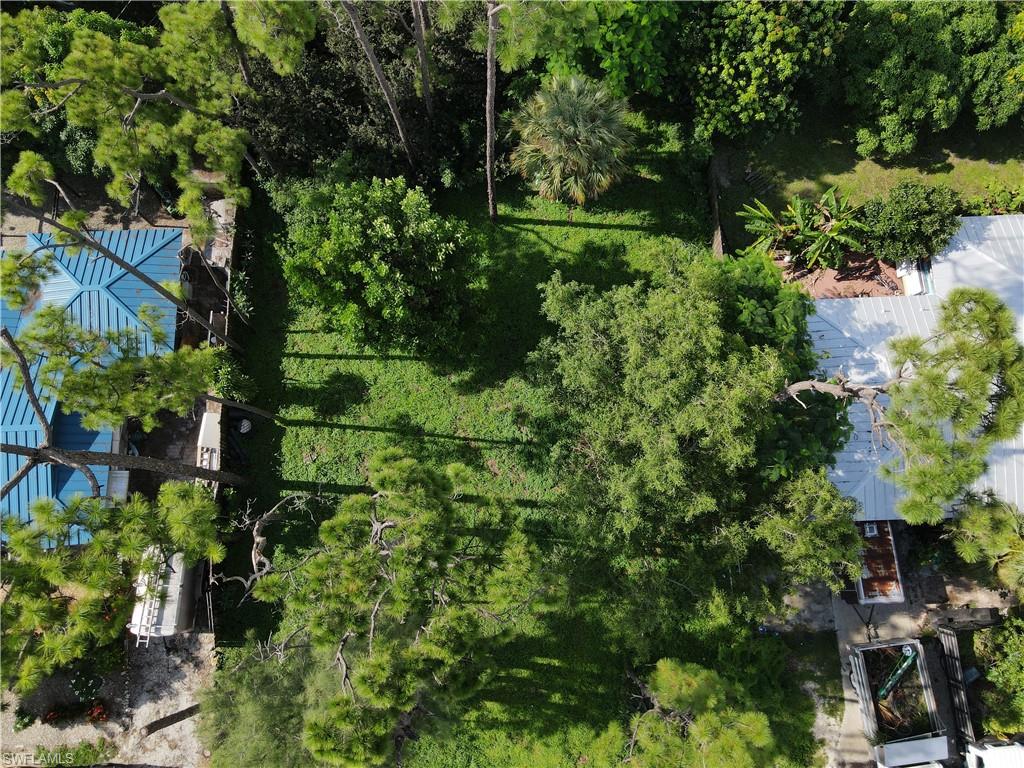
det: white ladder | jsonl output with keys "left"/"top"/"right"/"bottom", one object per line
{"left": 135, "top": 572, "right": 161, "bottom": 647}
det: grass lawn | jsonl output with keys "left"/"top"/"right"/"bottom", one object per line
{"left": 216, "top": 118, "right": 832, "bottom": 763}
{"left": 719, "top": 108, "right": 1023, "bottom": 249}
{"left": 217, "top": 119, "right": 708, "bottom": 640}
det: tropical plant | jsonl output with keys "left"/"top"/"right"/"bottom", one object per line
{"left": 739, "top": 186, "right": 866, "bottom": 270}
{"left": 797, "top": 188, "right": 868, "bottom": 269}
{"left": 510, "top": 75, "right": 633, "bottom": 206}
{"left": 965, "top": 181, "right": 1024, "bottom": 215}
{"left": 862, "top": 182, "right": 963, "bottom": 265}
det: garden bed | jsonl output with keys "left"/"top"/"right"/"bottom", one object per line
{"left": 775, "top": 252, "right": 901, "bottom": 299}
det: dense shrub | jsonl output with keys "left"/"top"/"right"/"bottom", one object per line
{"left": 863, "top": 182, "right": 963, "bottom": 265}
{"left": 979, "top": 618, "right": 1024, "bottom": 737}
{"left": 844, "top": 1, "right": 1023, "bottom": 159}
{"left": 278, "top": 172, "right": 477, "bottom": 351}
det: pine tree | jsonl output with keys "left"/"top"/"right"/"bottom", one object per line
{"left": 1, "top": 485, "right": 224, "bottom": 694}
{"left": 952, "top": 494, "right": 1024, "bottom": 598}
{"left": 781, "top": 288, "right": 1024, "bottom": 524}
{"left": 221, "top": 450, "right": 544, "bottom": 767}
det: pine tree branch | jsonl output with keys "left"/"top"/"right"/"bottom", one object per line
{"left": 0, "top": 328, "right": 53, "bottom": 445}
{"left": 1, "top": 457, "right": 38, "bottom": 500}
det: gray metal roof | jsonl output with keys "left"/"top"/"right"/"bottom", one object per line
{"left": 811, "top": 216, "right": 1024, "bottom": 521}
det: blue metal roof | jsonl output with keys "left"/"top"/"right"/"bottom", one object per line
{"left": 1, "top": 228, "right": 183, "bottom": 539}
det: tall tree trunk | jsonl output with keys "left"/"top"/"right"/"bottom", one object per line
{"left": 220, "top": 0, "right": 254, "bottom": 88}
{"left": 1, "top": 194, "right": 241, "bottom": 352}
{"left": 485, "top": 1, "right": 500, "bottom": 222}
{"left": 329, "top": 1, "right": 416, "bottom": 172}
{"left": 1, "top": 443, "right": 245, "bottom": 486}
{"left": 410, "top": 0, "right": 434, "bottom": 122}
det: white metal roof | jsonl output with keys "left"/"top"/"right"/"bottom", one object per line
{"left": 875, "top": 735, "right": 950, "bottom": 768}
{"left": 812, "top": 216, "right": 1024, "bottom": 521}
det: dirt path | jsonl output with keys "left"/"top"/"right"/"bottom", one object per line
{"left": 1, "top": 634, "right": 215, "bottom": 768}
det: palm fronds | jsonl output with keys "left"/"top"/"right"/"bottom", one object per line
{"left": 510, "top": 75, "right": 634, "bottom": 206}
{"left": 740, "top": 186, "right": 867, "bottom": 270}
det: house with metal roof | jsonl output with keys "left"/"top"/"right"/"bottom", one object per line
{"left": 809, "top": 215, "right": 1024, "bottom": 603}
{"left": 1, "top": 228, "right": 184, "bottom": 543}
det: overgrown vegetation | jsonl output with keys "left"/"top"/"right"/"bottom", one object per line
{"left": 3, "top": 0, "right": 1023, "bottom": 761}
{"left": 1, "top": 487, "right": 222, "bottom": 694}
{"left": 975, "top": 618, "right": 1024, "bottom": 737}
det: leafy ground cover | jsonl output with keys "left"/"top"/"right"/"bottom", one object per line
{"left": 217, "top": 119, "right": 708, "bottom": 639}
{"left": 720, "top": 108, "right": 1024, "bottom": 249}
{"left": 217, "top": 120, "right": 831, "bottom": 763}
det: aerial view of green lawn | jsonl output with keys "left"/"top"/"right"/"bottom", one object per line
{"left": 1, "top": 2, "right": 1022, "bottom": 768}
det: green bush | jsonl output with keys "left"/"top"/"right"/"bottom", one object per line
{"left": 979, "top": 618, "right": 1024, "bottom": 737}
{"left": 278, "top": 173, "right": 478, "bottom": 351}
{"left": 966, "top": 182, "right": 1024, "bottom": 215}
{"left": 863, "top": 182, "right": 962, "bottom": 265}
{"left": 211, "top": 347, "right": 256, "bottom": 403}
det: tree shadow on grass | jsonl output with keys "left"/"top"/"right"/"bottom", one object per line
{"left": 214, "top": 192, "right": 294, "bottom": 644}
{"left": 442, "top": 227, "right": 640, "bottom": 393}
{"left": 460, "top": 607, "right": 628, "bottom": 738}
{"left": 284, "top": 371, "right": 369, "bottom": 417}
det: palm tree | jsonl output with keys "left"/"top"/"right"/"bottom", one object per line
{"left": 510, "top": 75, "right": 633, "bottom": 207}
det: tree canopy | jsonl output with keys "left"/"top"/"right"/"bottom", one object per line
{"left": 278, "top": 172, "right": 478, "bottom": 350}
{"left": 844, "top": 0, "right": 1023, "bottom": 158}
{"left": 1, "top": 484, "right": 223, "bottom": 694}
{"left": 214, "top": 450, "right": 543, "bottom": 767}
{"left": 535, "top": 249, "right": 854, "bottom": 648}
{"left": 1, "top": 300, "right": 218, "bottom": 434}
{"left": 1, "top": 3, "right": 253, "bottom": 229}
{"left": 684, "top": 0, "right": 845, "bottom": 143}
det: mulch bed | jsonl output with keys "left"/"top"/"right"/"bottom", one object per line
{"left": 775, "top": 252, "right": 902, "bottom": 299}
